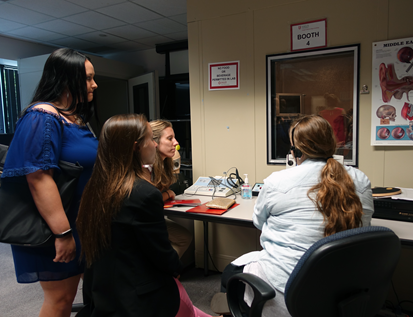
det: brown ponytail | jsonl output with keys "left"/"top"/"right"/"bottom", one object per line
{"left": 291, "top": 115, "right": 363, "bottom": 237}
{"left": 308, "top": 158, "right": 363, "bottom": 236}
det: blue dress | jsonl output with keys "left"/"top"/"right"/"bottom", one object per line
{"left": 1, "top": 103, "right": 98, "bottom": 283}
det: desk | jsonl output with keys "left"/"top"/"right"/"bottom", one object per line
{"left": 164, "top": 194, "right": 413, "bottom": 274}
{"left": 164, "top": 195, "right": 257, "bottom": 275}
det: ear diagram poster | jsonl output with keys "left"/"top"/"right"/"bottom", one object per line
{"left": 372, "top": 37, "right": 413, "bottom": 146}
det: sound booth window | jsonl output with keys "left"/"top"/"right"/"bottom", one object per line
{"left": 266, "top": 45, "right": 360, "bottom": 166}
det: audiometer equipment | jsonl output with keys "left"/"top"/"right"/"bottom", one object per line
{"left": 184, "top": 176, "right": 240, "bottom": 197}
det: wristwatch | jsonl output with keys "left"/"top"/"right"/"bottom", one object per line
{"left": 54, "top": 228, "right": 72, "bottom": 238}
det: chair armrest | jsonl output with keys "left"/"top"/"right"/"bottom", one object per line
{"left": 227, "top": 273, "right": 276, "bottom": 317}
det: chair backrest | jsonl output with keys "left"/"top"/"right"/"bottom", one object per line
{"left": 284, "top": 226, "right": 401, "bottom": 317}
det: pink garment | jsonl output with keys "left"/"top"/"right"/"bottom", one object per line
{"left": 174, "top": 278, "right": 213, "bottom": 317}
{"left": 319, "top": 107, "right": 346, "bottom": 144}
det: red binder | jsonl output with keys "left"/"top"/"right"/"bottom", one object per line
{"left": 186, "top": 203, "right": 239, "bottom": 215}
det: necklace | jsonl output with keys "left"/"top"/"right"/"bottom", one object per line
{"left": 74, "top": 115, "right": 84, "bottom": 126}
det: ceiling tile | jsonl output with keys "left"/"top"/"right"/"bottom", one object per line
{"left": 63, "top": 11, "right": 126, "bottom": 29}
{"left": 85, "top": 45, "right": 120, "bottom": 54}
{"left": 36, "top": 20, "right": 93, "bottom": 36}
{"left": 0, "top": 0, "right": 188, "bottom": 55}
{"left": 135, "top": 18, "right": 186, "bottom": 35}
{"left": 11, "top": 0, "right": 87, "bottom": 18}
{"left": 105, "top": 25, "right": 155, "bottom": 40}
{"left": 169, "top": 14, "right": 187, "bottom": 25}
{"left": 164, "top": 30, "right": 187, "bottom": 41}
{"left": 0, "top": 3, "right": 55, "bottom": 24}
{"left": 0, "top": 19, "right": 26, "bottom": 33}
{"left": 51, "top": 36, "right": 101, "bottom": 50}
{"left": 96, "top": 2, "right": 162, "bottom": 24}
{"left": 75, "top": 31, "right": 125, "bottom": 45}
{"left": 65, "top": 0, "right": 127, "bottom": 10}
{"left": 130, "top": 0, "right": 186, "bottom": 17}
{"left": 109, "top": 41, "right": 151, "bottom": 51}
{"left": 136, "top": 35, "right": 173, "bottom": 46}
{"left": 8, "top": 26, "right": 66, "bottom": 41}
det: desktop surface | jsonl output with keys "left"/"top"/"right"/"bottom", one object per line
{"left": 166, "top": 194, "right": 413, "bottom": 243}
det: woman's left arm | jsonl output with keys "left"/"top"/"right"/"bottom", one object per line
{"left": 132, "top": 187, "right": 182, "bottom": 275}
{"left": 360, "top": 187, "right": 374, "bottom": 226}
{"left": 27, "top": 169, "right": 76, "bottom": 262}
{"left": 252, "top": 184, "right": 273, "bottom": 230}
{"left": 161, "top": 189, "right": 175, "bottom": 202}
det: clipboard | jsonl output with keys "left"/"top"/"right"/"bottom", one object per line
{"left": 164, "top": 199, "right": 202, "bottom": 208}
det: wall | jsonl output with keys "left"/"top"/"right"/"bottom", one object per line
{"left": 107, "top": 48, "right": 190, "bottom": 77}
{"left": 17, "top": 53, "right": 144, "bottom": 121}
{"left": 0, "top": 35, "right": 55, "bottom": 60}
{"left": 187, "top": 0, "right": 413, "bottom": 308}
{"left": 188, "top": 0, "right": 413, "bottom": 188}
{"left": 105, "top": 48, "right": 166, "bottom": 77}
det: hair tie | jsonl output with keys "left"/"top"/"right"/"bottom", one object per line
{"left": 326, "top": 156, "right": 334, "bottom": 161}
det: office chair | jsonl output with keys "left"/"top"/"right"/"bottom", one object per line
{"left": 226, "top": 226, "right": 401, "bottom": 317}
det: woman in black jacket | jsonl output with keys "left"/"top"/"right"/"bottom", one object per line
{"left": 77, "top": 114, "right": 215, "bottom": 317}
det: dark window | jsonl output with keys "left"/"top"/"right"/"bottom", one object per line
{"left": 0, "top": 65, "right": 20, "bottom": 134}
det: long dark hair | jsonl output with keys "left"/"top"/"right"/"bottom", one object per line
{"left": 25, "top": 48, "right": 96, "bottom": 122}
{"left": 290, "top": 115, "right": 363, "bottom": 237}
{"left": 77, "top": 114, "right": 149, "bottom": 266}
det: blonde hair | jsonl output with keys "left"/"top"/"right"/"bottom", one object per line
{"left": 149, "top": 120, "right": 177, "bottom": 192}
{"left": 290, "top": 115, "right": 363, "bottom": 237}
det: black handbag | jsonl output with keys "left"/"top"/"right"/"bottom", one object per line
{"left": 0, "top": 143, "right": 83, "bottom": 247}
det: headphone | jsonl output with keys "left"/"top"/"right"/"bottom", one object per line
{"left": 172, "top": 145, "right": 181, "bottom": 171}
{"left": 287, "top": 121, "right": 303, "bottom": 167}
{"left": 290, "top": 123, "right": 303, "bottom": 159}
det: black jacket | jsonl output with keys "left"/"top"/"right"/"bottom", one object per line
{"left": 81, "top": 179, "right": 183, "bottom": 317}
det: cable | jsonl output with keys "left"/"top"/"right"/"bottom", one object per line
{"left": 391, "top": 280, "right": 401, "bottom": 306}
{"left": 208, "top": 177, "right": 219, "bottom": 199}
{"left": 209, "top": 176, "right": 238, "bottom": 199}
{"left": 225, "top": 167, "right": 245, "bottom": 188}
{"left": 389, "top": 280, "right": 413, "bottom": 317}
{"left": 207, "top": 248, "right": 220, "bottom": 272}
{"left": 183, "top": 185, "right": 211, "bottom": 197}
{"left": 385, "top": 300, "right": 395, "bottom": 310}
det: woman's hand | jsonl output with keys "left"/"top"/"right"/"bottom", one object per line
{"left": 162, "top": 189, "right": 176, "bottom": 202}
{"left": 167, "top": 190, "right": 176, "bottom": 200}
{"left": 53, "top": 235, "right": 76, "bottom": 263}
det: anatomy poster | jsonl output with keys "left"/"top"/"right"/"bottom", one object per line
{"left": 371, "top": 37, "right": 413, "bottom": 146}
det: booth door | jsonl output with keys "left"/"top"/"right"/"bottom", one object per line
{"left": 128, "top": 71, "right": 159, "bottom": 120}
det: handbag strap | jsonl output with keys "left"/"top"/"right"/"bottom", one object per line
{"left": 86, "top": 122, "right": 96, "bottom": 138}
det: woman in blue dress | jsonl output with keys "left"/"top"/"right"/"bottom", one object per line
{"left": 1, "top": 48, "right": 98, "bottom": 316}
